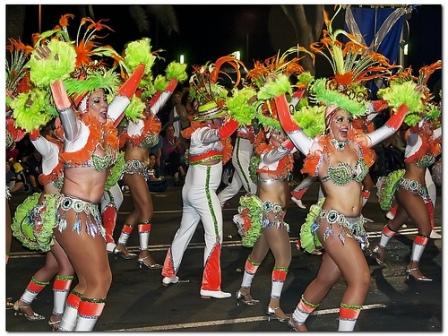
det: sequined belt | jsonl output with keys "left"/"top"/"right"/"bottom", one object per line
{"left": 123, "top": 159, "right": 149, "bottom": 181}
{"left": 261, "top": 201, "right": 289, "bottom": 231}
{"left": 318, "top": 209, "right": 368, "bottom": 249}
{"left": 398, "top": 178, "right": 429, "bottom": 201}
{"left": 57, "top": 194, "right": 104, "bottom": 238}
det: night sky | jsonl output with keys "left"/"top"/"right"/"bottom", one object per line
{"left": 6, "top": 4, "right": 442, "bottom": 87}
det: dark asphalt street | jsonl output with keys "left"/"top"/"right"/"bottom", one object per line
{"left": 5, "top": 182, "right": 442, "bottom": 332}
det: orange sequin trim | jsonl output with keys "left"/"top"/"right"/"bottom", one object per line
{"left": 255, "top": 133, "right": 294, "bottom": 178}
{"left": 60, "top": 114, "right": 118, "bottom": 164}
{"left": 123, "top": 114, "right": 162, "bottom": 147}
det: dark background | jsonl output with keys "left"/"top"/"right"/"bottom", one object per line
{"left": 6, "top": 4, "right": 441, "bottom": 71}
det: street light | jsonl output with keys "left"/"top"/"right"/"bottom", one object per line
{"left": 179, "top": 54, "right": 185, "bottom": 64}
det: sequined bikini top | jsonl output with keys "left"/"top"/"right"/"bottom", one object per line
{"left": 415, "top": 154, "right": 436, "bottom": 168}
{"left": 64, "top": 150, "right": 116, "bottom": 172}
{"left": 321, "top": 158, "right": 369, "bottom": 186}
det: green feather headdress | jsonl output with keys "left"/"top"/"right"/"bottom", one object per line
{"left": 63, "top": 69, "right": 120, "bottom": 96}
{"left": 310, "top": 78, "right": 369, "bottom": 118}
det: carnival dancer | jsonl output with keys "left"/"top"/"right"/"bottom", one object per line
{"left": 114, "top": 38, "right": 187, "bottom": 267}
{"left": 10, "top": 120, "right": 74, "bottom": 330}
{"left": 29, "top": 22, "right": 145, "bottom": 329}
{"left": 232, "top": 50, "right": 311, "bottom": 321}
{"left": 234, "top": 124, "right": 296, "bottom": 322}
{"left": 373, "top": 61, "right": 442, "bottom": 280}
{"left": 161, "top": 56, "right": 242, "bottom": 298}
{"left": 217, "top": 124, "right": 257, "bottom": 206}
{"left": 276, "top": 9, "right": 407, "bottom": 331}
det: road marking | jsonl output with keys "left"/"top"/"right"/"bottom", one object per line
{"left": 113, "top": 303, "right": 386, "bottom": 331}
{"left": 8, "top": 227, "right": 441, "bottom": 259}
{"left": 119, "top": 208, "right": 238, "bottom": 215}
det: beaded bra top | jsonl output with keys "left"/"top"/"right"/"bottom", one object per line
{"left": 61, "top": 116, "right": 118, "bottom": 172}
{"left": 321, "top": 158, "right": 369, "bottom": 186}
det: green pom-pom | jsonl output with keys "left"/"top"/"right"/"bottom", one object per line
{"left": 293, "top": 105, "right": 325, "bottom": 137}
{"left": 63, "top": 69, "right": 120, "bottom": 96}
{"left": 234, "top": 195, "right": 263, "bottom": 247}
{"left": 249, "top": 155, "right": 261, "bottom": 184}
{"left": 11, "top": 89, "right": 57, "bottom": 132}
{"left": 378, "top": 169, "right": 405, "bottom": 211}
{"left": 154, "top": 75, "right": 168, "bottom": 92}
{"left": 377, "top": 80, "right": 424, "bottom": 114}
{"left": 226, "top": 87, "right": 257, "bottom": 125}
{"left": 36, "top": 193, "right": 58, "bottom": 252}
{"left": 123, "top": 38, "right": 156, "bottom": 75}
{"left": 105, "top": 151, "right": 125, "bottom": 190}
{"left": 140, "top": 76, "right": 157, "bottom": 99}
{"left": 299, "top": 197, "right": 325, "bottom": 254}
{"left": 27, "top": 39, "right": 76, "bottom": 86}
{"left": 11, "top": 193, "right": 41, "bottom": 251}
{"left": 257, "top": 74, "right": 292, "bottom": 100}
{"left": 124, "top": 96, "right": 145, "bottom": 121}
{"left": 311, "top": 78, "right": 368, "bottom": 117}
{"left": 297, "top": 72, "right": 314, "bottom": 86}
{"left": 166, "top": 61, "right": 188, "bottom": 82}
{"left": 404, "top": 112, "right": 422, "bottom": 127}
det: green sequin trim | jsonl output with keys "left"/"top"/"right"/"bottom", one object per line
{"left": 235, "top": 137, "right": 252, "bottom": 191}
{"left": 92, "top": 153, "right": 115, "bottom": 172}
{"left": 205, "top": 166, "right": 219, "bottom": 236}
{"left": 31, "top": 277, "right": 50, "bottom": 286}
{"left": 55, "top": 274, "right": 75, "bottom": 281}
{"left": 189, "top": 155, "right": 223, "bottom": 165}
{"left": 340, "top": 303, "right": 362, "bottom": 310}
{"left": 247, "top": 255, "right": 261, "bottom": 266}
{"left": 326, "top": 158, "right": 368, "bottom": 186}
{"left": 141, "top": 133, "right": 159, "bottom": 149}
{"left": 301, "top": 295, "right": 319, "bottom": 309}
{"left": 273, "top": 266, "right": 289, "bottom": 272}
{"left": 416, "top": 154, "right": 436, "bottom": 168}
{"left": 81, "top": 297, "right": 106, "bottom": 304}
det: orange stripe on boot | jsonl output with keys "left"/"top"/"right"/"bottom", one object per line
{"left": 78, "top": 300, "right": 106, "bottom": 318}
{"left": 138, "top": 223, "right": 152, "bottom": 233}
{"left": 414, "top": 235, "right": 429, "bottom": 245}
{"left": 244, "top": 259, "right": 259, "bottom": 275}
{"left": 298, "top": 298, "right": 317, "bottom": 314}
{"left": 272, "top": 269, "right": 287, "bottom": 282}
{"left": 339, "top": 307, "right": 361, "bottom": 320}
{"left": 53, "top": 276, "right": 73, "bottom": 291}
{"left": 121, "top": 224, "right": 133, "bottom": 235}
{"left": 382, "top": 225, "right": 396, "bottom": 237}
{"left": 201, "top": 243, "right": 222, "bottom": 291}
{"left": 26, "top": 279, "right": 48, "bottom": 293}
{"left": 66, "top": 292, "right": 82, "bottom": 309}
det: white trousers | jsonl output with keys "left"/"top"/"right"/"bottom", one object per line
{"left": 163, "top": 162, "right": 224, "bottom": 290}
{"left": 218, "top": 138, "right": 256, "bottom": 206}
